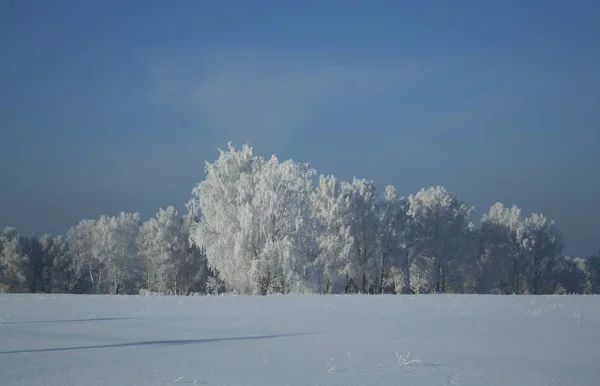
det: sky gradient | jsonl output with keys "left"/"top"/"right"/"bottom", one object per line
{"left": 1, "top": 0, "right": 599, "bottom": 257}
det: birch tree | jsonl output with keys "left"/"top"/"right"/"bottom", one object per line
{"left": 99, "top": 212, "right": 142, "bottom": 295}
{"left": 189, "top": 143, "right": 316, "bottom": 295}
{"left": 67, "top": 219, "right": 104, "bottom": 293}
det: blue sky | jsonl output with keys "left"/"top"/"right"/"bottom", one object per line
{"left": 1, "top": 0, "right": 599, "bottom": 257}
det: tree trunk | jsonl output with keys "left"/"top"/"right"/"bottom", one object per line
{"left": 174, "top": 273, "right": 178, "bottom": 295}
{"left": 401, "top": 250, "right": 413, "bottom": 294}
{"left": 401, "top": 267, "right": 412, "bottom": 294}
{"left": 441, "top": 262, "right": 446, "bottom": 293}
{"left": 379, "top": 253, "right": 386, "bottom": 294}
{"left": 435, "top": 258, "right": 442, "bottom": 293}
{"left": 146, "top": 264, "right": 151, "bottom": 291}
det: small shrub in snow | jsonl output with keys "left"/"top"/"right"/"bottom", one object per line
{"left": 396, "top": 351, "right": 423, "bottom": 367}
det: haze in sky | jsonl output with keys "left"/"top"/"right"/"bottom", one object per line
{"left": 1, "top": 0, "right": 599, "bottom": 257}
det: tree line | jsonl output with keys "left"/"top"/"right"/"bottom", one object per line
{"left": 1, "top": 143, "right": 599, "bottom": 296}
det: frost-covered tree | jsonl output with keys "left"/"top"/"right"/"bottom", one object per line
{"left": 340, "top": 178, "right": 379, "bottom": 293}
{"left": 179, "top": 211, "right": 209, "bottom": 295}
{"left": 67, "top": 219, "right": 104, "bottom": 293}
{"left": 189, "top": 143, "right": 317, "bottom": 295}
{"left": 475, "top": 204, "right": 562, "bottom": 295}
{"left": 1, "top": 141, "right": 583, "bottom": 297}
{"left": 248, "top": 156, "right": 318, "bottom": 294}
{"left": 521, "top": 213, "right": 563, "bottom": 294}
{"left": 98, "top": 212, "right": 142, "bottom": 295}
{"left": 139, "top": 206, "right": 206, "bottom": 295}
{"left": 408, "top": 186, "right": 474, "bottom": 293}
{"left": 310, "top": 175, "right": 353, "bottom": 293}
{"left": 189, "top": 143, "right": 257, "bottom": 294}
{"left": 376, "top": 186, "right": 402, "bottom": 293}
{"left": 474, "top": 203, "right": 526, "bottom": 294}
{"left": 310, "top": 176, "right": 379, "bottom": 294}
{"left": 376, "top": 185, "right": 415, "bottom": 294}
{"left": 139, "top": 206, "right": 180, "bottom": 293}
{"left": 66, "top": 213, "right": 142, "bottom": 295}
{"left": 0, "top": 227, "right": 29, "bottom": 293}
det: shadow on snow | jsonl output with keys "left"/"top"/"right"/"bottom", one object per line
{"left": 0, "top": 333, "right": 311, "bottom": 354}
{"left": 0, "top": 317, "right": 132, "bottom": 325}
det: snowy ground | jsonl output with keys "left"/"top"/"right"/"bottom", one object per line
{"left": 1, "top": 294, "right": 599, "bottom": 386}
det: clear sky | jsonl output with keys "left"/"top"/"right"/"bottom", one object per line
{"left": 1, "top": 0, "right": 599, "bottom": 257}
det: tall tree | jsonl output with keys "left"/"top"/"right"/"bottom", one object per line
{"left": 189, "top": 143, "right": 257, "bottom": 294}
{"left": 189, "top": 143, "right": 316, "bottom": 295}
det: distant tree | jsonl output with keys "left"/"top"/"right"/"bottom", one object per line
{"left": 585, "top": 252, "right": 600, "bottom": 294}
{"left": 38, "top": 234, "right": 55, "bottom": 293}
{"left": 552, "top": 256, "right": 586, "bottom": 294}
{"left": 179, "top": 211, "right": 209, "bottom": 295}
{"left": 19, "top": 236, "right": 38, "bottom": 292}
{"left": 2, "top": 142, "right": 582, "bottom": 297}
{"left": 340, "top": 178, "right": 379, "bottom": 294}
{"left": 67, "top": 219, "right": 104, "bottom": 293}
{"left": 98, "top": 212, "right": 142, "bottom": 295}
{"left": 139, "top": 207, "right": 180, "bottom": 293}
{"left": 376, "top": 185, "right": 414, "bottom": 294}
{"left": 23, "top": 234, "right": 55, "bottom": 293}
{"left": 408, "top": 186, "right": 474, "bottom": 293}
{"left": 0, "top": 227, "right": 29, "bottom": 293}
{"left": 50, "top": 235, "right": 74, "bottom": 293}
{"left": 521, "top": 213, "right": 563, "bottom": 294}
{"left": 446, "top": 224, "right": 477, "bottom": 293}
{"left": 475, "top": 203, "right": 526, "bottom": 294}
{"left": 66, "top": 213, "right": 142, "bottom": 295}
{"left": 139, "top": 206, "right": 207, "bottom": 295}
{"left": 310, "top": 175, "right": 352, "bottom": 293}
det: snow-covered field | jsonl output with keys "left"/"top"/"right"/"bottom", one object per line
{"left": 1, "top": 294, "right": 599, "bottom": 385}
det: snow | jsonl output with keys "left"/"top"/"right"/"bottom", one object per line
{"left": 1, "top": 294, "right": 599, "bottom": 385}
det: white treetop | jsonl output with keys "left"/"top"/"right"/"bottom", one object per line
{"left": 189, "top": 143, "right": 316, "bottom": 295}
